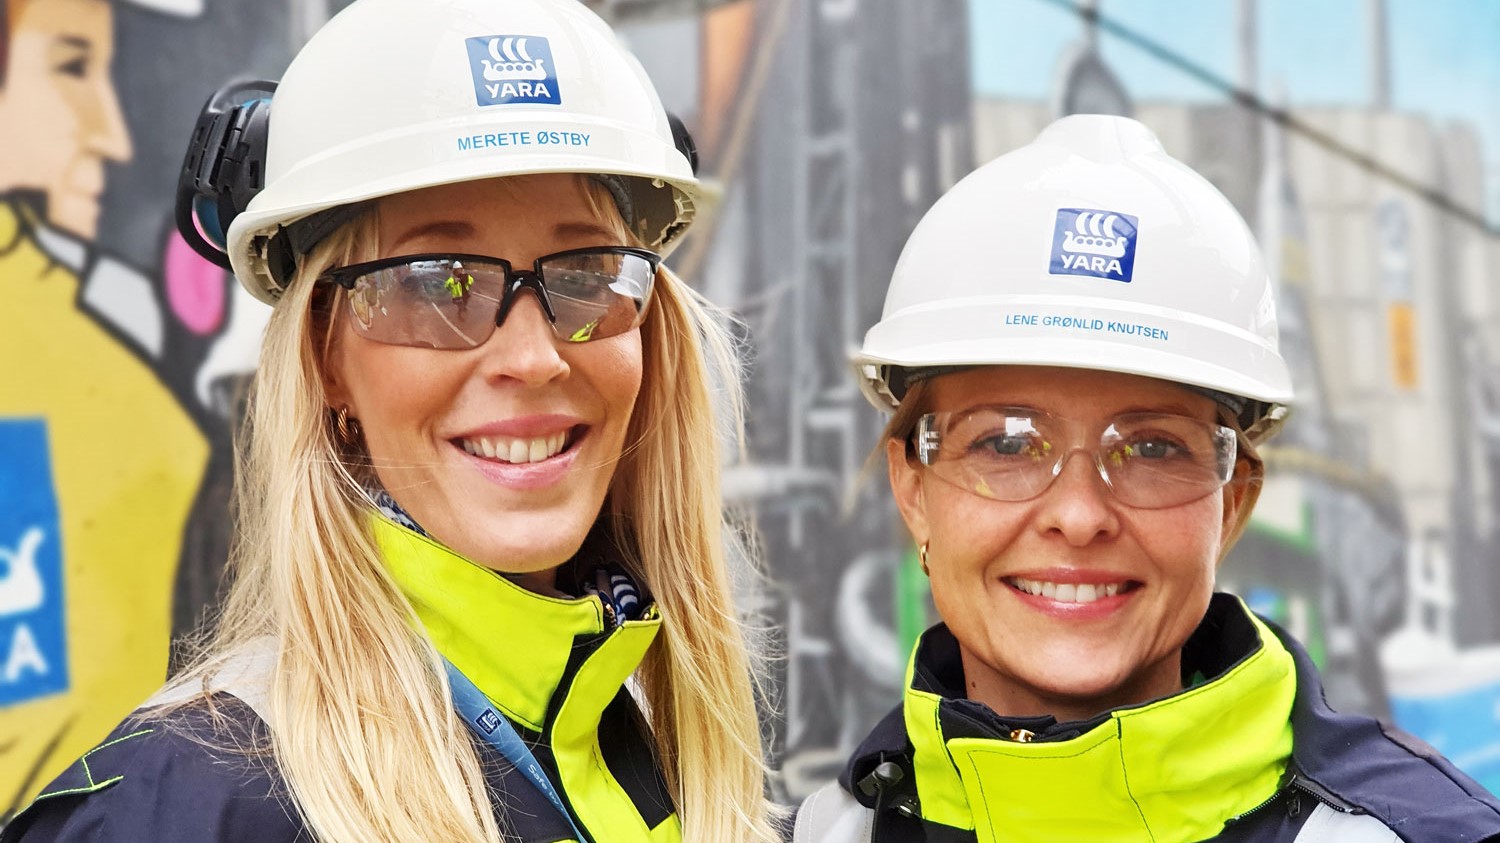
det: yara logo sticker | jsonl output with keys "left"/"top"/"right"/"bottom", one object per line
{"left": 466, "top": 35, "right": 561, "bottom": 107}
{"left": 1050, "top": 208, "right": 1139, "bottom": 283}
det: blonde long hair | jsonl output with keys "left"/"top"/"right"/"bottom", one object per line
{"left": 164, "top": 179, "right": 782, "bottom": 842}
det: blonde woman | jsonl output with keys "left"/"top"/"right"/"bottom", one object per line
{"left": 3, "top": 1, "right": 781, "bottom": 841}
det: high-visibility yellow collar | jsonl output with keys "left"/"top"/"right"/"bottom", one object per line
{"left": 373, "top": 515, "right": 660, "bottom": 733}
{"left": 904, "top": 595, "right": 1296, "bottom": 843}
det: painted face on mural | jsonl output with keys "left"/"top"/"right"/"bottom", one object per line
{"left": 323, "top": 175, "right": 644, "bottom": 593}
{"left": 0, "top": 0, "right": 131, "bottom": 239}
{"left": 888, "top": 366, "right": 1248, "bottom": 721}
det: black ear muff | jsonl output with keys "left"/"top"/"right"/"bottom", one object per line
{"left": 667, "top": 112, "right": 699, "bottom": 177}
{"left": 175, "top": 79, "right": 278, "bottom": 269}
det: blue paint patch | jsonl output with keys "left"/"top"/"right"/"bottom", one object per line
{"left": 0, "top": 419, "right": 68, "bottom": 707}
{"left": 465, "top": 35, "right": 561, "bottom": 106}
{"left": 1049, "top": 208, "right": 1139, "bottom": 283}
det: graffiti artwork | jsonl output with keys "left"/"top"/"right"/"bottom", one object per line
{"left": 0, "top": 0, "right": 225, "bottom": 815}
{"left": 3, "top": 0, "right": 1500, "bottom": 819}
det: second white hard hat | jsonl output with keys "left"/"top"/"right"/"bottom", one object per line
{"left": 854, "top": 114, "right": 1293, "bottom": 439}
{"left": 224, "top": 0, "right": 700, "bottom": 303}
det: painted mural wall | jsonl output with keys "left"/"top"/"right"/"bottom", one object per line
{"left": 1, "top": 0, "right": 1497, "bottom": 816}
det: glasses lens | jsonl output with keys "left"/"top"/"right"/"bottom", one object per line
{"left": 540, "top": 251, "right": 654, "bottom": 343}
{"left": 918, "top": 408, "right": 1237, "bottom": 508}
{"left": 1101, "top": 414, "right": 1237, "bottom": 508}
{"left": 346, "top": 259, "right": 504, "bottom": 349}
{"left": 922, "top": 408, "right": 1061, "bottom": 501}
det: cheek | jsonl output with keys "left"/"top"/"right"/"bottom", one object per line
{"left": 341, "top": 342, "right": 463, "bottom": 451}
{"left": 923, "top": 489, "right": 1026, "bottom": 597}
{"left": 579, "top": 333, "right": 643, "bottom": 431}
{"left": 1132, "top": 498, "right": 1225, "bottom": 583}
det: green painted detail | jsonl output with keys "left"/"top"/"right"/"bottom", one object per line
{"left": 1245, "top": 499, "right": 1316, "bottom": 553}
{"left": 35, "top": 728, "right": 155, "bottom": 800}
{"left": 895, "top": 546, "right": 930, "bottom": 669}
{"left": 907, "top": 602, "right": 1297, "bottom": 843}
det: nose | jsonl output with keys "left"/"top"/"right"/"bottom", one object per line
{"left": 86, "top": 75, "right": 133, "bottom": 163}
{"left": 1032, "top": 448, "right": 1120, "bottom": 546}
{"left": 478, "top": 292, "right": 568, "bottom": 386}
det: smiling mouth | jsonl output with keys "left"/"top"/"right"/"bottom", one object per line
{"left": 1002, "top": 577, "right": 1142, "bottom": 604}
{"left": 456, "top": 427, "right": 582, "bottom": 464}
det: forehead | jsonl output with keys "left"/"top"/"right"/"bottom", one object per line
{"left": 925, "top": 365, "right": 1217, "bottom": 418}
{"left": 375, "top": 173, "right": 621, "bottom": 254}
{"left": 13, "top": 0, "right": 112, "bottom": 37}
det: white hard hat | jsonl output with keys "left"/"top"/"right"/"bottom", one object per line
{"left": 854, "top": 114, "right": 1293, "bottom": 439}
{"left": 119, "top": 0, "right": 203, "bottom": 16}
{"left": 221, "top": 0, "right": 701, "bottom": 303}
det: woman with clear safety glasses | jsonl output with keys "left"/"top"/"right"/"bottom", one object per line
{"left": 2, "top": 1, "right": 784, "bottom": 842}
{"left": 792, "top": 115, "right": 1500, "bottom": 843}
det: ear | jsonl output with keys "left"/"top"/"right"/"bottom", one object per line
{"left": 887, "top": 438, "right": 931, "bottom": 548}
{"left": 321, "top": 319, "right": 353, "bottom": 411}
{"left": 1217, "top": 454, "right": 1262, "bottom": 563}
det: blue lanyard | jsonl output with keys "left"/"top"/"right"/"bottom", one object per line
{"left": 443, "top": 658, "right": 586, "bottom": 842}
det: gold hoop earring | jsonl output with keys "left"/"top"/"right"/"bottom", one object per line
{"left": 918, "top": 542, "right": 930, "bottom": 577}
{"left": 334, "top": 406, "right": 362, "bottom": 444}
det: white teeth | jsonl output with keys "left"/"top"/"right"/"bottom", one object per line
{"left": 1008, "top": 577, "right": 1127, "bottom": 604}
{"left": 458, "top": 431, "right": 570, "bottom": 465}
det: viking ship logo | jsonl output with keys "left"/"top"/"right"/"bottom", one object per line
{"left": 1062, "top": 211, "right": 1128, "bottom": 258}
{"left": 1049, "top": 207, "right": 1140, "bottom": 283}
{"left": 465, "top": 35, "right": 561, "bottom": 106}
{"left": 481, "top": 37, "right": 548, "bottom": 82}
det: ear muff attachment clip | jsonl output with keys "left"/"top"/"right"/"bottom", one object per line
{"left": 175, "top": 79, "right": 278, "bottom": 269}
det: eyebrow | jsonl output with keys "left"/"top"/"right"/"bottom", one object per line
{"left": 388, "top": 220, "right": 476, "bottom": 252}
{"left": 552, "top": 220, "right": 621, "bottom": 242}
{"left": 57, "top": 35, "right": 92, "bottom": 50}
{"left": 388, "top": 219, "right": 621, "bottom": 254}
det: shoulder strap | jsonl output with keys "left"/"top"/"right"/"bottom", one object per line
{"left": 794, "top": 782, "right": 875, "bottom": 843}
{"left": 144, "top": 638, "right": 278, "bottom": 726}
{"left": 1293, "top": 803, "right": 1400, "bottom": 842}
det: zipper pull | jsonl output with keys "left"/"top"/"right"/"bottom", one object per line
{"left": 1009, "top": 728, "right": 1036, "bottom": 743}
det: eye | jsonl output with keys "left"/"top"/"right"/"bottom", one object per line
{"left": 970, "top": 433, "right": 1049, "bottom": 459}
{"left": 1122, "top": 436, "right": 1187, "bottom": 460}
{"left": 57, "top": 56, "right": 88, "bottom": 78}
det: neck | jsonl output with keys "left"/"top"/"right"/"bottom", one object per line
{"left": 506, "top": 566, "right": 563, "bottom": 597}
{"left": 958, "top": 646, "right": 1185, "bottom": 722}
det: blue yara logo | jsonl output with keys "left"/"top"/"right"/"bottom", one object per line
{"left": 466, "top": 35, "right": 561, "bottom": 106}
{"left": 0, "top": 420, "right": 68, "bottom": 707}
{"left": 1049, "top": 208, "right": 1139, "bottom": 283}
{"left": 476, "top": 708, "right": 502, "bottom": 734}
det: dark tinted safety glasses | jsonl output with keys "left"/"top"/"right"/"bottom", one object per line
{"left": 320, "top": 246, "right": 660, "bottom": 349}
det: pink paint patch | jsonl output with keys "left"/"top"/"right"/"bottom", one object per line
{"left": 164, "top": 230, "right": 226, "bottom": 336}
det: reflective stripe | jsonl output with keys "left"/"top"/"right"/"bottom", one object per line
{"left": 1292, "top": 803, "right": 1400, "bottom": 842}
{"left": 793, "top": 783, "right": 874, "bottom": 843}
{"left": 792, "top": 784, "right": 1403, "bottom": 843}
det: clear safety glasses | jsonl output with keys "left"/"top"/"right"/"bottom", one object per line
{"left": 914, "top": 406, "right": 1239, "bottom": 509}
{"left": 320, "top": 246, "right": 660, "bottom": 349}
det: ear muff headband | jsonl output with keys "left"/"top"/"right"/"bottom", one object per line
{"left": 175, "top": 79, "right": 278, "bottom": 269}
{"left": 175, "top": 78, "right": 700, "bottom": 281}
